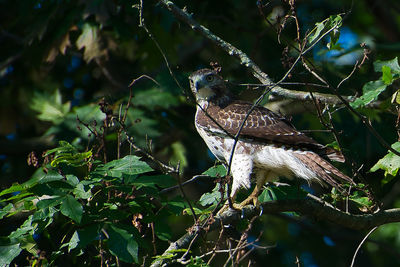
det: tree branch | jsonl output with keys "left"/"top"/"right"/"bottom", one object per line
{"left": 151, "top": 195, "right": 400, "bottom": 266}
{"left": 158, "top": 0, "right": 346, "bottom": 105}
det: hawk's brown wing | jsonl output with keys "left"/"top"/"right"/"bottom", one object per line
{"left": 196, "top": 100, "right": 345, "bottom": 162}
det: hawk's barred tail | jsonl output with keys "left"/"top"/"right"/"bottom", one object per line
{"left": 293, "top": 152, "right": 354, "bottom": 191}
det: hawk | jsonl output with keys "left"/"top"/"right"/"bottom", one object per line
{"left": 189, "top": 68, "right": 353, "bottom": 209}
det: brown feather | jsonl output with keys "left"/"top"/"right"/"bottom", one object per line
{"left": 197, "top": 100, "right": 345, "bottom": 162}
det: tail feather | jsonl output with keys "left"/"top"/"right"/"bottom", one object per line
{"left": 293, "top": 151, "right": 353, "bottom": 192}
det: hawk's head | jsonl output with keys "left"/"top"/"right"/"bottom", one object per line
{"left": 189, "top": 69, "right": 229, "bottom": 104}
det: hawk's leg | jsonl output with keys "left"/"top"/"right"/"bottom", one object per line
{"left": 234, "top": 170, "right": 269, "bottom": 209}
{"left": 217, "top": 154, "right": 252, "bottom": 214}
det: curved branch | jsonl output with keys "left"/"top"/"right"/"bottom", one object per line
{"left": 158, "top": 0, "right": 346, "bottom": 105}
{"left": 151, "top": 195, "right": 400, "bottom": 266}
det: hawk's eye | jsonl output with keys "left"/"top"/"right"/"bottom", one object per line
{"left": 205, "top": 75, "right": 214, "bottom": 82}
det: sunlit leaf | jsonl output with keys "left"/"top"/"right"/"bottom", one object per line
{"left": 0, "top": 243, "right": 22, "bottom": 266}
{"left": 382, "top": 65, "right": 394, "bottom": 85}
{"left": 76, "top": 23, "right": 106, "bottom": 62}
{"left": 374, "top": 57, "right": 400, "bottom": 74}
{"left": 45, "top": 141, "right": 92, "bottom": 167}
{"left": 350, "top": 80, "right": 387, "bottom": 108}
{"left": 0, "top": 203, "right": 14, "bottom": 219}
{"left": 308, "top": 15, "right": 342, "bottom": 45}
{"left": 202, "top": 165, "right": 227, "bottom": 177}
{"left": 199, "top": 183, "right": 226, "bottom": 206}
{"left": 30, "top": 89, "right": 71, "bottom": 123}
{"left": 95, "top": 155, "right": 153, "bottom": 178}
{"left": 370, "top": 142, "right": 400, "bottom": 177}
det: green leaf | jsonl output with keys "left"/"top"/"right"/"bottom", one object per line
{"left": 170, "top": 142, "right": 188, "bottom": 171}
{"left": 46, "top": 141, "right": 92, "bottom": 167}
{"left": 68, "top": 224, "right": 100, "bottom": 252}
{"left": 60, "top": 195, "right": 83, "bottom": 223}
{"left": 126, "top": 109, "right": 162, "bottom": 140}
{"left": 308, "top": 22, "right": 325, "bottom": 44}
{"left": 30, "top": 89, "right": 71, "bottom": 123}
{"left": 258, "top": 185, "right": 307, "bottom": 202}
{"left": 350, "top": 80, "right": 387, "bottom": 108}
{"left": 9, "top": 215, "right": 37, "bottom": 240}
{"left": 126, "top": 174, "right": 175, "bottom": 189}
{"left": 0, "top": 184, "right": 23, "bottom": 197}
{"left": 327, "top": 29, "right": 340, "bottom": 50}
{"left": 0, "top": 203, "right": 14, "bottom": 219}
{"left": 155, "top": 221, "right": 172, "bottom": 241}
{"left": 370, "top": 142, "right": 400, "bottom": 177}
{"left": 133, "top": 88, "right": 179, "bottom": 109}
{"left": 350, "top": 195, "right": 372, "bottom": 208}
{"left": 308, "top": 15, "right": 342, "bottom": 45}
{"left": 95, "top": 155, "right": 153, "bottom": 178}
{"left": 199, "top": 183, "right": 227, "bottom": 206}
{"left": 183, "top": 207, "right": 208, "bottom": 216}
{"left": 382, "top": 65, "right": 394, "bottom": 85}
{"left": 107, "top": 225, "right": 138, "bottom": 263}
{"left": 374, "top": 57, "right": 400, "bottom": 74}
{"left": 165, "top": 198, "right": 186, "bottom": 215}
{"left": 202, "top": 165, "right": 227, "bottom": 177}
{"left": 73, "top": 183, "right": 92, "bottom": 199}
{"left": 0, "top": 243, "right": 22, "bottom": 266}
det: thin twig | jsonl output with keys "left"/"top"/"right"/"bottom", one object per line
{"left": 138, "top": 0, "right": 186, "bottom": 94}
{"left": 160, "top": 175, "right": 210, "bottom": 194}
{"left": 350, "top": 226, "right": 379, "bottom": 267}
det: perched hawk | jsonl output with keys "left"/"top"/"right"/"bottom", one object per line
{"left": 189, "top": 68, "right": 353, "bottom": 209}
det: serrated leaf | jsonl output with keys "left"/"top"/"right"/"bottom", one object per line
{"left": 30, "top": 89, "right": 71, "bottom": 123}
{"left": 46, "top": 141, "right": 92, "bottom": 167}
{"left": 95, "top": 155, "right": 153, "bottom": 178}
{"left": 199, "top": 183, "right": 227, "bottom": 206}
{"left": 374, "top": 57, "right": 400, "bottom": 74}
{"left": 370, "top": 142, "right": 400, "bottom": 177}
{"left": 76, "top": 23, "right": 106, "bottom": 62}
{"left": 107, "top": 225, "right": 138, "bottom": 263}
{"left": 60, "top": 195, "right": 83, "bottom": 223}
{"left": 202, "top": 165, "right": 227, "bottom": 177}
{"left": 350, "top": 80, "right": 387, "bottom": 108}
{"left": 382, "top": 65, "right": 394, "bottom": 85}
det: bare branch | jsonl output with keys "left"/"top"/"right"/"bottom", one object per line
{"left": 158, "top": 0, "right": 347, "bottom": 105}
{"left": 151, "top": 194, "right": 400, "bottom": 266}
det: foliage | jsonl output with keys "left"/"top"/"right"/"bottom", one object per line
{"left": 1, "top": 0, "right": 400, "bottom": 266}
